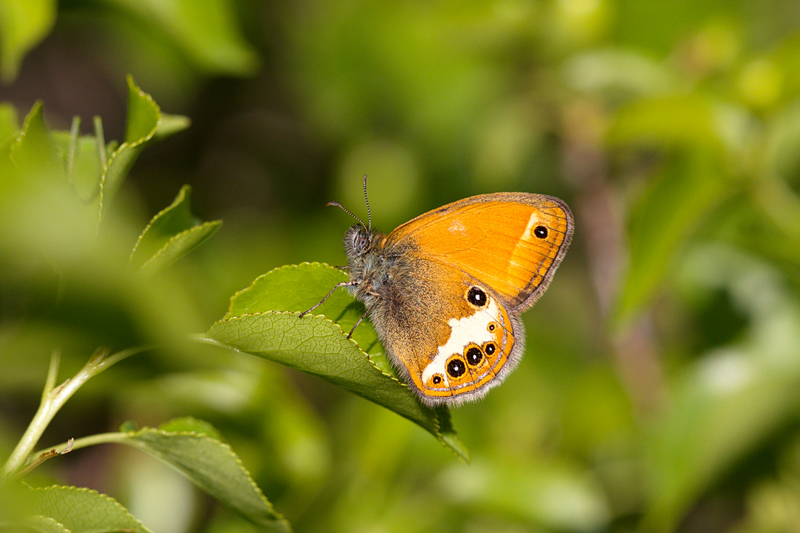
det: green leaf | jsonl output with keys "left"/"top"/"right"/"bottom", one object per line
{"left": 122, "top": 426, "right": 290, "bottom": 532}
{"left": 124, "top": 76, "right": 161, "bottom": 144}
{"left": 130, "top": 185, "right": 222, "bottom": 273}
{"left": 51, "top": 124, "right": 104, "bottom": 203}
{"left": 100, "top": 76, "right": 189, "bottom": 220}
{"left": 25, "top": 516, "right": 71, "bottom": 533}
{"left": 226, "top": 262, "right": 391, "bottom": 372}
{"left": 0, "top": 0, "right": 56, "bottom": 82}
{"left": 209, "top": 263, "right": 469, "bottom": 461}
{"left": 158, "top": 416, "right": 223, "bottom": 441}
{"left": 642, "top": 245, "right": 800, "bottom": 531}
{"left": 28, "top": 485, "right": 152, "bottom": 533}
{"left": 103, "top": 0, "right": 259, "bottom": 75}
{"left": 607, "top": 94, "right": 725, "bottom": 152}
{"left": 0, "top": 103, "right": 20, "bottom": 143}
{"left": 613, "top": 150, "right": 729, "bottom": 328}
{"left": 439, "top": 458, "right": 611, "bottom": 531}
{"left": 154, "top": 113, "right": 192, "bottom": 141}
{"left": 9, "top": 101, "right": 64, "bottom": 184}
{"left": 0, "top": 102, "right": 100, "bottom": 258}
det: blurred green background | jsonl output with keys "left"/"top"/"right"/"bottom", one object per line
{"left": 3, "top": 0, "right": 800, "bottom": 531}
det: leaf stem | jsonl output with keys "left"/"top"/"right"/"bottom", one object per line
{"left": 1, "top": 346, "right": 148, "bottom": 480}
{"left": 30, "top": 432, "right": 131, "bottom": 461}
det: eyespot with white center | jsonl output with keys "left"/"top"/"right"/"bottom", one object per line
{"left": 466, "top": 346, "right": 483, "bottom": 366}
{"left": 467, "top": 286, "right": 487, "bottom": 307}
{"left": 447, "top": 358, "right": 466, "bottom": 378}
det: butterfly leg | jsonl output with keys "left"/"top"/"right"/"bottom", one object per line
{"left": 347, "top": 309, "right": 369, "bottom": 339}
{"left": 299, "top": 280, "right": 358, "bottom": 317}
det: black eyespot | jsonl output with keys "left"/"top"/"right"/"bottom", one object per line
{"left": 488, "top": 323, "right": 496, "bottom": 332}
{"left": 467, "top": 287, "right": 487, "bottom": 307}
{"left": 534, "top": 226, "right": 548, "bottom": 239}
{"left": 447, "top": 358, "right": 466, "bottom": 378}
{"left": 484, "top": 342, "right": 496, "bottom": 355}
{"left": 466, "top": 347, "right": 483, "bottom": 366}
{"left": 432, "top": 375, "right": 442, "bottom": 385}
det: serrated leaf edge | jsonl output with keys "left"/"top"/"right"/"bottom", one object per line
{"left": 26, "top": 515, "right": 71, "bottom": 532}
{"left": 137, "top": 219, "right": 222, "bottom": 273}
{"left": 225, "top": 262, "right": 345, "bottom": 316}
{"left": 210, "top": 311, "right": 467, "bottom": 458}
{"left": 29, "top": 485, "right": 153, "bottom": 533}
{"left": 215, "top": 309, "right": 405, "bottom": 384}
{"left": 97, "top": 76, "right": 161, "bottom": 225}
{"left": 125, "top": 429, "right": 289, "bottom": 529}
{"left": 130, "top": 184, "right": 192, "bottom": 263}
{"left": 8, "top": 100, "right": 45, "bottom": 166}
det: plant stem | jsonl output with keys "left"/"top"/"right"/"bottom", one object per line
{"left": 33, "top": 432, "right": 131, "bottom": 457}
{"left": 1, "top": 346, "right": 146, "bottom": 480}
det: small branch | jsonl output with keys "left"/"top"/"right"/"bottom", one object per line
{"left": 30, "top": 432, "right": 130, "bottom": 462}
{"left": 43, "top": 349, "right": 60, "bottom": 399}
{"left": 16, "top": 438, "right": 75, "bottom": 478}
{"left": 1, "top": 346, "right": 150, "bottom": 480}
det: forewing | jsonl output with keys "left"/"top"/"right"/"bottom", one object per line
{"left": 386, "top": 193, "right": 573, "bottom": 311}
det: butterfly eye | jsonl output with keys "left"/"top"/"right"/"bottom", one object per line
{"left": 487, "top": 322, "right": 497, "bottom": 332}
{"left": 466, "top": 286, "right": 487, "bottom": 307}
{"left": 534, "top": 225, "right": 548, "bottom": 239}
{"left": 352, "top": 231, "right": 370, "bottom": 252}
{"left": 447, "top": 358, "right": 466, "bottom": 378}
{"left": 432, "top": 375, "right": 443, "bottom": 385}
{"left": 483, "top": 342, "right": 496, "bottom": 356}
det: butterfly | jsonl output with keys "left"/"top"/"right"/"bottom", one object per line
{"left": 302, "top": 177, "right": 574, "bottom": 407}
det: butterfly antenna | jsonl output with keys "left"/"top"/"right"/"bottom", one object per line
{"left": 326, "top": 201, "right": 368, "bottom": 231}
{"left": 361, "top": 174, "right": 372, "bottom": 230}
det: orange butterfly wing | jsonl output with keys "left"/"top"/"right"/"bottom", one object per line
{"left": 372, "top": 193, "right": 572, "bottom": 405}
{"left": 386, "top": 193, "right": 573, "bottom": 311}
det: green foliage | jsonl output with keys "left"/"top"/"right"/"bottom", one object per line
{"left": 130, "top": 185, "right": 222, "bottom": 274}
{"left": 0, "top": 0, "right": 55, "bottom": 82}
{"left": 20, "top": 417, "right": 292, "bottom": 533}
{"left": 28, "top": 486, "right": 151, "bottom": 533}
{"left": 102, "top": 0, "right": 259, "bottom": 75}
{"left": 123, "top": 423, "right": 290, "bottom": 532}
{"left": 0, "top": 81, "right": 264, "bottom": 531}
{"left": 207, "top": 263, "right": 468, "bottom": 460}
{"left": 3, "top": 1, "right": 800, "bottom": 532}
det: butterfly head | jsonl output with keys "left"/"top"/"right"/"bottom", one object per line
{"left": 343, "top": 223, "right": 374, "bottom": 260}
{"left": 329, "top": 175, "right": 387, "bottom": 282}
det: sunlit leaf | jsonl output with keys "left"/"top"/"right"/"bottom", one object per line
{"left": 439, "top": 458, "right": 610, "bottom": 531}
{"left": 102, "top": 0, "right": 259, "bottom": 75}
{"left": 210, "top": 262, "right": 469, "bottom": 461}
{"left": 25, "top": 516, "right": 70, "bottom": 533}
{"left": 130, "top": 185, "right": 222, "bottom": 273}
{"left": 8, "top": 101, "right": 63, "bottom": 184}
{"left": 0, "top": 0, "right": 56, "bottom": 82}
{"left": 157, "top": 416, "right": 223, "bottom": 440}
{"left": 0, "top": 103, "right": 19, "bottom": 143}
{"left": 100, "top": 76, "right": 189, "bottom": 220}
{"left": 608, "top": 95, "right": 725, "bottom": 152}
{"left": 642, "top": 245, "right": 800, "bottom": 531}
{"left": 122, "top": 425, "right": 290, "bottom": 532}
{"left": 52, "top": 126, "right": 104, "bottom": 203}
{"left": 154, "top": 113, "right": 192, "bottom": 141}
{"left": 28, "top": 485, "right": 151, "bottom": 533}
{"left": 613, "top": 151, "right": 729, "bottom": 328}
